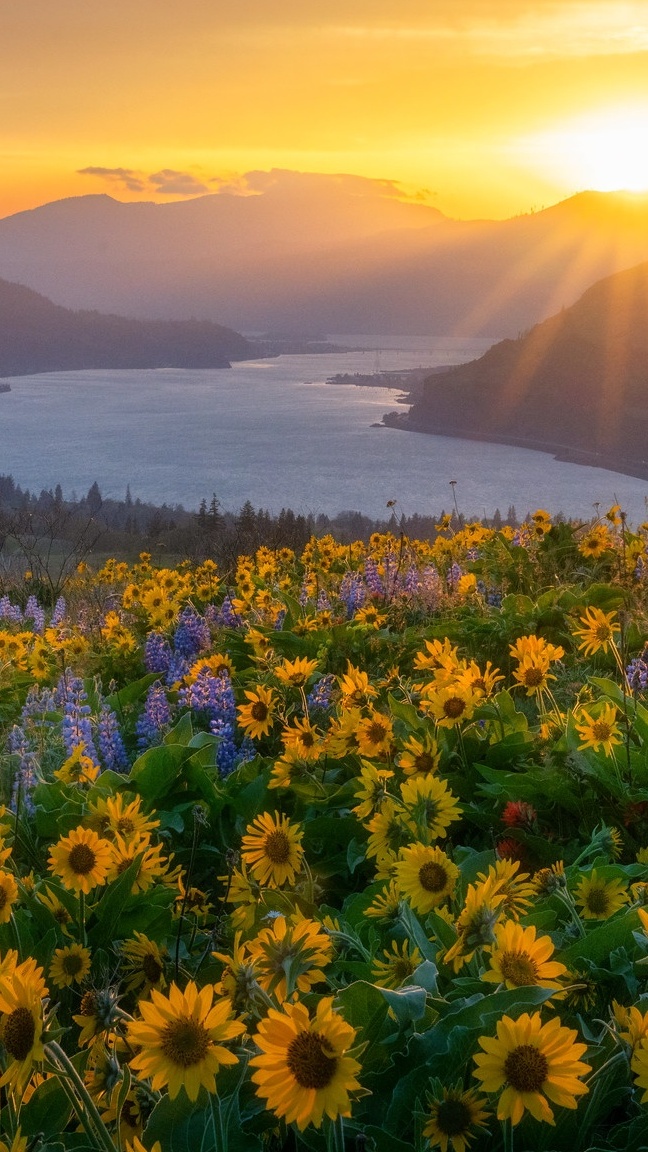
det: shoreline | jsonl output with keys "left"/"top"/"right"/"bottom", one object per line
{"left": 383, "top": 414, "right": 648, "bottom": 483}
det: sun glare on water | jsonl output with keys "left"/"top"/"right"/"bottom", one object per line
{"left": 526, "top": 106, "right": 648, "bottom": 194}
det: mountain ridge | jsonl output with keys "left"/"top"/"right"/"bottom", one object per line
{"left": 403, "top": 260, "right": 648, "bottom": 478}
{"left": 0, "top": 278, "right": 252, "bottom": 377}
{"left": 3, "top": 174, "right": 648, "bottom": 336}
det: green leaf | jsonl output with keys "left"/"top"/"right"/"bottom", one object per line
{"left": 144, "top": 1088, "right": 215, "bottom": 1152}
{"left": 20, "top": 1073, "right": 72, "bottom": 1136}
{"left": 561, "top": 908, "right": 640, "bottom": 966}
{"left": 87, "top": 856, "right": 144, "bottom": 948}
{"left": 129, "top": 744, "right": 190, "bottom": 801}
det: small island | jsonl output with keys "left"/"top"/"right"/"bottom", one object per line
{"left": 0, "top": 381, "right": 10, "bottom": 393}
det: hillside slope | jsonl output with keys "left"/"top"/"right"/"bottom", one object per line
{"left": 0, "top": 279, "right": 252, "bottom": 376}
{"left": 405, "top": 261, "right": 648, "bottom": 475}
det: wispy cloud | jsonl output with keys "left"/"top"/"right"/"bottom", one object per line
{"left": 78, "top": 167, "right": 212, "bottom": 196}
{"left": 78, "top": 167, "right": 146, "bottom": 192}
{"left": 330, "top": 3, "right": 648, "bottom": 60}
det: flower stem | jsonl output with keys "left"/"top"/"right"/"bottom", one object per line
{"left": 45, "top": 1040, "right": 118, "bottom": 1152}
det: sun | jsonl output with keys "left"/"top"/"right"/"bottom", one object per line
{"left": 524, "top": 106, "right": 648, "bottom": 194}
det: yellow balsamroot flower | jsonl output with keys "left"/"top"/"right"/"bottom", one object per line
{"left": 354, "top": 711, "right": 394, "bottom": 760}
{"left": 49, "top": 943, "right": 91, "bottom": 988}
{"left": 0, "top": 870, "right": 19, "bottom": 924}
{"left": 413, "top": 637, "right": 460, "bottom": 674}
{"left": 241, "top": 811, "right": 305, "bottom": 888}
{"left": 268, "top": 746, "right": 315, "bottom": 790}
{"left": 479, "top": 859, "right": 535, "bottom": 920}
{"left": 48, "top": 826, "right": 113, "bottom": 895}
{"left": 0, "top": 961, "right": 48, "bottom": 1089}
{"left": 185, "top": 652, "right": 234, "bottom": 684}
{"left": 353, "top": 604, "right": 388, "bottom": 629}
{"left": 127, "top": 980, "right": 244, "bottom": 1101}
{"left": 462, "top": 660, "right": 504, "bottom": 699}
{"left": 107, "top": 833, "right": 168, "bottom": 894}
{"left": 509, "top": 635, "right": 565, "bottom": 665}
{"left": 573, "top": 869, "right": 629, "bottom": 920}
{"left": 338, "top": 663, "right": 377, "bottom": 709}
{"left": 326, "top": 708, "right": 362, "bottom": 757}
{"left": 423, "top": 1085, "right": 491, "bottom": 1152}
{"left": 614, "top": 1003, "right": 648, "bottom": 1053}
{"left": 352, "top": 761, "right": 394, "bottom": 820}
{"left": 473, "top": 1012, "right": 590, "bottom": 1126}
{"left": 246, "top": 914, "right": 333, "bottom": 1002}
{"left": 364, "top": 799, "right": 410, "bottom": 868}
{"left": 274, "top": 656, "right": 319, "bottom": 687}
{"left": 121, "top": 931, "right": 167, "bottom": 995}
{"left": 397, "top": 733, "right": 441, "bottom": 778}
{"left": 237, "top": 685, "right": 276, "bottom": 740}
{"left": 574, "top": 704, "right": 623, "bottom": 757}
{"left": 420, "top": 681, "right": 478, "bottom": 729}
{"left": 399, "top": 775, "right": 462, "bottom": 841}
{"left": 443, "top": 876, "right": 506, "bottom": 972}
{"left": 86, "top": 793, "right": 160, "bottom": 842}
{"left": 37, "top": 887, "right": 74, "bottom": 935}
{"left": 482, "top": 921, "right": 567, "bottom": 991}
{"left": 219, "top": 863, "right": 261, "bottom": 933}
{"left": 394, "top": 844, "right": 459, "bottom": 914}
{"left": 365, "top": 880, "right": 402, "bottom": 923}
{"left": 250, "top": 996, "right": 362, "bottom": 1131}
{"left": 511, "top": 655, "right": 556, "bottom": 697}
{"left": 529, "top": 509, "right": 552, "bottom": 538}
{"left": 213, "top": 931, "right": 261, "bottom": 1012}
{"left": 578, "top": 524, "right": 613, "bottom": 559}
{"left": 572, "top": 606, "right": 619, "bottom": 657}
{"left": 281, "top": 717, "right": 325, "bottom": 761}
{"left": 54, "top": 743, "right": 100, "bottom": 786}
{"left": 371, "top": 939, "right": 424, "bottom": 989}
{"left": 125, "top": 1138, "right": 162, "bottom": 1152}
{"left": 0, "top": 1129, "right": 28, "bottom": 1152}
{"left": 631, "top": 1039, "right": 648, "bottom": 1104}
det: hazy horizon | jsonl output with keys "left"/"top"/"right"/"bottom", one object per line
{"left": 4, "top": 3, "right": 648, "bottom": 222}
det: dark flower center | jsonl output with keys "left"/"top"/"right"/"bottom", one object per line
{"left": 367, "top": 722, "right": 388, "bottom": 744}
{"left": 287, "top": 1030, "right": 337, "bottom": 1089}
{"left": 391, "top": 958, "right": 415, "bottom": 982}
{"left": 80, "top": 991, "right": 98, "bottom": 1016}
{"left": 301, "top": 731, "right": 315, "bottom": 748}
{"left": 264, "top": 831, "right": 291, "bottom": 863}
{"left": 504, "top": 1044, "right": 548, "bottom": 1092}
{"left": 435, "top": 1098, "right": 473, "bottom": 1137}
{"left": 0, "top": 889, "right": 7, "bottom": 910}
{"left": 143, "top": 953, "right": 163, "bottom": 983}
{"left": 443, "top": 697, "right": 465, "bottom": 718}
{"left": 414, "top": 753, "right": 436, "bottom": 773}
{"left": 585, "top": 887, "right": 609, "bottom": 914}
{"left": 592, "top": 721, "right": 612, "bottom": 741}
{"left": 418, "top": 862, "right": 449, "bottom": 893}
{"left": 251, "top": 702, "right": 269, "bottom": 721}
{"left": 499, "top": 950, "right": 538, "bottom": 986}
{"left": 68, "top": 844, "right": 97, "bottom": 875}
{"left": 62, "top": 952, "right": 85, "bottom": 976}
{"left": 4, "top": 1006, "right": 36, "bottom": 1061}
{"left": 160, "top": 1017, "right": 211, "bottom": 1067}
{"left": 523, "top": 667, "right": 544, "bottom": 687}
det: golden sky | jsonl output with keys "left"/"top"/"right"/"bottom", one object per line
{"left": 3, "top": 0, "right": 648, "bottom": 219}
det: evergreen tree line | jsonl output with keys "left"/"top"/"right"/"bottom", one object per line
{"left": 0, "top": 473, "right": 528, "bottom": 595}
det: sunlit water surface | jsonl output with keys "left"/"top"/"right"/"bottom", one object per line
{"left": 2, "top": 336, "right": 648, "bottom": 522}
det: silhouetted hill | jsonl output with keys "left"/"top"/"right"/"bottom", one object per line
{"left": 0, "top": 279, "right": 252, "bottom": 376}
{"left": 2, "top": 174, "right": 648, "bottom": 335}
{"left": 405, "top": 261, "right": 648, "bottom": 476}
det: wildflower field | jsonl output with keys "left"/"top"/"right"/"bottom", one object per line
{"left": 3, "top": 508, "right": 648, "bottom": 1151}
